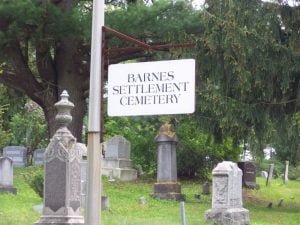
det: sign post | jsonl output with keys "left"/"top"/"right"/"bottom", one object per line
{"left": 87, "top": 0, "right": 104, "bottom": 224}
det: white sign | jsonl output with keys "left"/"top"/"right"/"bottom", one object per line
{"left": 107, "top": 59, "right": 195, "bottom": 116}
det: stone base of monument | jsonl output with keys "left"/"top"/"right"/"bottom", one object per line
{"left": 35, "top": 217, "right": 84, "bottom": 225}
{"left": 102, "top": 167, "right": 137, "bottom": 181}
{"left": 0, "top": 185, "right": 17, "bottom": 194}
{"left": 35, "top": 207, "right": 84, "bottom": 225}
{"left": 152, "top": 182, "right": 185, "bottom": 201}
{"left": 205, "top": 208, "right": 250, "bottom": 225}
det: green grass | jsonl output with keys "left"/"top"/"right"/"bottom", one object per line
{"left": 0, "top": 167, "right": 41, "bottom": 225}
{"left": 0, "top": 167, "right": 300, "bottom": 225}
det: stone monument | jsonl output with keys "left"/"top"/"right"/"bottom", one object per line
{"left": 102, "top": 136, "right": 137, "bottom": 181}
{"left": 0, "top": 157, "right": 17, "bottom": 194}
{"left": 3, "top": 146, "right": 27, "bottom": 167}
{"left": 205, "top": 161, "right": 250, "bottom": 225}
{"left": 152, "top": 123, "right": 184, "bottom": 200}
{"left": 33, "top": 149, "right": 45, "bottom": 166}
{"left": 237, "top": 161, "right": 256, "bottom": 189}
{"left": 35, "top": 91, "right": 84, "bottom": 225}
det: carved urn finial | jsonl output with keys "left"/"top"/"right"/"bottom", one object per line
{"left": 54, "top": 90, "right": 74, "bottom": 130}
{"left": 158, "top": 123, "right": 176, "bottom": 138}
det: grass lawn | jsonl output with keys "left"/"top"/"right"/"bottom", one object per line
{"left": 0, "top": 166, "right": 299, "bottom": 225}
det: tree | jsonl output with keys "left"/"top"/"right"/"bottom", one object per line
{"left": 0, "top": 0, "right": 298, "bottom": 165}
{"left": 0, "top": 0, "right": 199, "bottom": 141}
{"left": 194, "top": 0, "right": 300, "bottom": 163}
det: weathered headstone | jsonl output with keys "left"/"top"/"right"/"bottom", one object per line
{"left": 283, "top": 161, "right": 289, "bottom": 184}
{"left": 261, "top": 171, "right": 268, "bottom": 179}
{"left": 205, "top": 161, "right": 250, "bottom": 225}
{"left": 79, "top": 143, "right": 109, "bottom": 211}
{"left": 238, "top": 161, "right": 257, "bottom": 189}
{"left": 266, "top": 163, "right": 274, "bottom": 186}
{"left": 3, "top": 146, "right": 27, "bottom": 167}
{"left": 102, "top": 136, "right": 137, "bottom": 181}
{"left": 33, "top": 149, "right": 45, "bottom": 166}
{"left": 153, "top": 123, "right": 184, "bottom": 200}
{"left": 202, "top": 182, "right": 211, "bottom": 195}
{"left": 0, "top": 157, "right": 17, "bottom": 194}
{"left": 35, "top": 91, "right": 84, "bottom": 225}
{"left": 78, "top": 143, "right": 88, "bottom": 208}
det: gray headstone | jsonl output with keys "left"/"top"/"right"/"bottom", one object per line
{"left": 3, "top": 146, "right": 27, "bottom": 167}
{"left": 35, "top": 90, "right": 84, "bottom": 225}
{"left": 238, "top": 161, "right": 257, "bottom": 189}
{"left": 102, "top": 136, "right": 137, "bottom": 181}
{"left": 0, "top": 157, "right": 17, "bottom": 194}
{"left": 104, "top": 136, "right": 131, "bottom": 159}
{"left": 33, "top": 149, "right": 45, "bottom": 165}
{"left": 266, "top": 163, "right": 274, "bottom": 186}
{"left": 205, "top": 161, "right": 250, "bottom": 225}
{"left": 202, "top": 182, "right": 210, "bottom": 195}
{"left": 153, "top": 123, "right": 184, "bottom": 201}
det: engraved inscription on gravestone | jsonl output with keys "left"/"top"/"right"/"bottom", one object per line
{"left": 44, "top": 158, "right": 66, "bottom": 212}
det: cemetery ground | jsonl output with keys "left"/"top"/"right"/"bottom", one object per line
{"left": 0, "top": 166, "right": 299, "bottom": 225}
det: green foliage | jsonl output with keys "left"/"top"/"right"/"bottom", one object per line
{"left": 289, "top": 165, "right": 300, "bottom": 180}
{"left": 105, "top": 115, "right": 242, "bottom": 178}
{"left": 0, "top": 85, "right": 26, "bottom": 131}
{"left": 0, "top": 105, "right": 11, "bottom": 152}
{"left": 23, "top": 166, "right": 44, "bottom": 198}
{"left": 0, "top": 0, "right": 89, "bottom": 46}
{"left": 8, "top": 101, "right": 48, "bottom": 150}
{"left": 256, "top": 159, "right": 285, "bottom": 179}
{"left": 104, "top": 116, "right": 160, "bottom": 174}
{"left": 176, "top": 116, "right": 242, "bottom": 179}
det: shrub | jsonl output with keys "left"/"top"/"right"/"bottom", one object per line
{"left": 24, "top": 166, "right": 44, "bottom": 198}
{"left": 289, "top": 166, "right": 300, "bottom": 180}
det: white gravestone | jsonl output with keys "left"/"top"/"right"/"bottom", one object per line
{"left": 205, "top": 161, "right": 250, "bottom": 225}
{"left": 0, "top": 157, "right": 17, "bottom": 194}
{"left": 3, "top": 146, "right": 27, "bottom": 167}
{"left": 33, "top": 149, "right": 45, "bottom": 165}
{"left": 102, "top": 136, "right": 137, "bottom": 181}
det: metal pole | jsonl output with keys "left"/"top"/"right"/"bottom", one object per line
{"left": 86, "top": 0, "right": 104, "bottom": 224}
{"left": 180, "top": 201, "right": 187, "bottom": 225}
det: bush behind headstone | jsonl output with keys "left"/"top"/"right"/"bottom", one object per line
{"left": 24, "top": 166, "right": 44, "bottom": 198}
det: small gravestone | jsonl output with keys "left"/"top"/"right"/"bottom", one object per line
{"left": 266, "top": 164, "right": 274, "bottom": 186}
{"left": 153, "top": 123, "right": 184, "bottom": 201}
{"left": 202, "top": 182, "right": 211, "bottom": 195}
{"left": 33, "top": 149, "right": 45, "bottom": 166}
{"left": 261, "top": 171, "right": 268, "bottom": 179}
{"left": 102, "top": 136, "right": 137, "bottom": 181}
{"left": 79, "top": 143, "right": 108, "bottom": 211}
{"left": 35, "top": 91, "right": 84, "bottom": 225}
{"left": 3, "top": 146, "right": 27, "bottom": 167}
{"left": 205, "top": 161, "right": 250, "bottom": 225}
{"left": 238, "top": 161, "right": 257, "bottom": 189}
{"left": 0, "top": 157, "right": 17, "bottom": 194}
{"left": 80, "top": 145, "right": 88, "bottom": 208}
